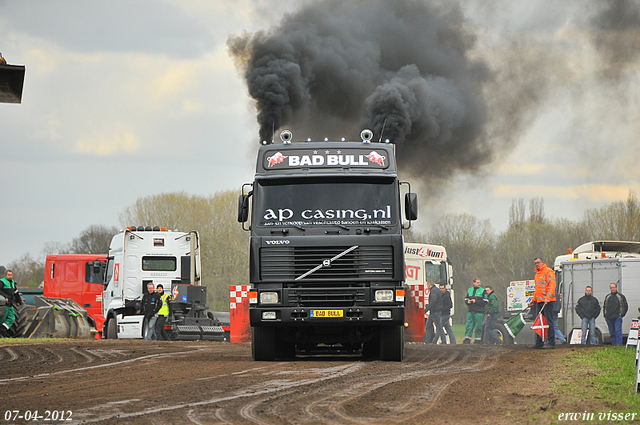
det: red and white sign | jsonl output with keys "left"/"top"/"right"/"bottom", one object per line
{"left": 173, "top": 286, "right": 179, "bottom": 299}
{"left": 531, "top": 312, "right": 549, "bottom": 340}
{"left": 114, "top": 264, "right": 120, "bottom": 282}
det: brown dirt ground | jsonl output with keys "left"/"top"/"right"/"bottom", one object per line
{"left": 0, "top": 340, "right": 606, "bottom": 424}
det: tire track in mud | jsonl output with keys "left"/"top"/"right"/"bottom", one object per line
{"left": 71, "top": 363, "right": 365, "bottom": 424}
{"left": 0, "top": 347, "right": 210, "bottom": 384}
{"left": 70, "top": 346, "right": 502, "bottom": 425}
{"left": 229, "top": 346, "right": 500, "bottom": 424}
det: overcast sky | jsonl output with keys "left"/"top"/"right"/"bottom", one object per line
{"left": 1, "top": 0, "right": 639, "bottom": 266}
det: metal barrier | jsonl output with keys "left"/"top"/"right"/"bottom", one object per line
{"left": 405, "top": 283, "right": 425, "bottom": 342}
{"left": 230, "top": 285, "right": 251, "bottom": 343}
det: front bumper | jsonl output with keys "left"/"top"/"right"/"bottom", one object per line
{"left": 250, "top": 305, "right": 404, "bottom": 327}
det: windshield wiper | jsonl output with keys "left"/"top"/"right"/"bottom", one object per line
{"left": 295, "top": 245, "right": 358, "bottom": 281}
{"left": 365, "top": 224, "right": 389, "bottom": 231}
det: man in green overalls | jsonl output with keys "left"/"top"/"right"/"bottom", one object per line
{"left": 0, "top": 270, "right": 23, "bottom": 337}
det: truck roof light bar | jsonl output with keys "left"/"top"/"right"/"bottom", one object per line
{"left": 127, "top": 226, "right": 168, "bottom": 232}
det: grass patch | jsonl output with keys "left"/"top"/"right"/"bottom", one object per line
{"left": 452, "top": 323, "right": 466, "bottom": 343}
{"left": 550, "top": 346, "right": 640, "bottom": 421}
{"left": 566, "top": 346, "right": 640, "bottom": 409}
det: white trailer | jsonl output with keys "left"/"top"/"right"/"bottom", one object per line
{"left": 560, "top": 257, "right": 640, "bottom": 344}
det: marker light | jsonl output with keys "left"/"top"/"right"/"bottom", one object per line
{"left": 262, "top": 311, "right": 277, "bottom": 320}
{"left": 377, "top": 310, "right": 392, "bottom": 319}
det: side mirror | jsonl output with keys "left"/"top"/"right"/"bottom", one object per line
{"left": 404, "top": 193, "right": 418, "bottom": 221}
{"left": 238, "top": 194, "right": 250, "bottom": 223}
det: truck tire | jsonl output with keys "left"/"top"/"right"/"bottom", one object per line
{"left": 493, "top": 322, "right": 514, "bottom": 345}
{"left": 8, "top": 303, "right": 28, "bottom": 338}
{"left": 380, "top": 325, "right": 404, "bottom": 361}
{"left": 106, "top": 317, "right": 117, "bottom": 340}
{"left": 252, "top": 327, "right": 276, "bottom": 361}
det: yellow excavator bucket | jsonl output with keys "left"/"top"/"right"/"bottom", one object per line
{"left": 0, "top": 64, "right": 25, "bottom": 103}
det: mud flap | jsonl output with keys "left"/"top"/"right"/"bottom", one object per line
{"left": 0, "top": 64, "right": 25, "bottom": 103}
{"left": 23, "top": 296, "right": 93, "bottom": 339}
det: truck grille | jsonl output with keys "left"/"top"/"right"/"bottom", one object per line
{"left": 287, "top": 287, "right": 366, "bottom": 307}
{"left": 260, "top": 246, "right": 393, "bottom": 281}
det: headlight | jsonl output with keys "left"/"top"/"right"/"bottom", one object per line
{"left": 377, "top": 310, "right": 392, "bottom": 319}
{"left": 375, "top": 290, "right": 394, "bottom": 302}
{"left": 260, "top": 291, "right": 279, "bottom": 304}
{"left": 262, "top": 311, "right": 277, "bottom": 320}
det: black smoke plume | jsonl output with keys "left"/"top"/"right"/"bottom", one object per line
{"left": 228, "top": 0, "right": 493, "bottom": 181}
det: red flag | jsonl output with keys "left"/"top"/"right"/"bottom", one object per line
{"left": 531, "top": 312, "right": 549, "bottom": 340}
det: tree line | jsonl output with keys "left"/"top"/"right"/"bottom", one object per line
{"left": 6, "top": 191, "right": 640, "bottom": 316}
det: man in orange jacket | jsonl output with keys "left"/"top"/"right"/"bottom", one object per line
{"left": 529, "top": 257, "right": 556, "bottom": 349}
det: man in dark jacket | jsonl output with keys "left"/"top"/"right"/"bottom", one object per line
{"left": 483, "top": 286, "right": 501, "bottom": 345}
{"left": 603, "top": 282, "right": 628, "bottom": 345}
{"left": 576, "top": 286, "right": 600, "bottom": 345}
{"left": 142, "top": 282, "right": 162, "bottom": 340}
{"left": 0, "top": 270, "right": 23, "bottom": 337}
{"left": 463, "top": 278, "right": 488, "bottom": 344}
{"left": 424, "top": 280, "right": 445, "bottom": 344}
{"left": 438, "top": 283, "right": 456, "bottom": 344}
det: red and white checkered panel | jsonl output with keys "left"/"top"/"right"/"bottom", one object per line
{"left": 230, "top": 285, "right": 251, "bottom": 310}
{"left": 408, "top": 283, "right": 424, "bottom": 308}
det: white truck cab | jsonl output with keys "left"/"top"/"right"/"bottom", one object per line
{"left": 102, "top": 227, "right": 200, "bottom": 339}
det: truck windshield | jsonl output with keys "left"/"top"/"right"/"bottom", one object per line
{"left": 142, "top": 256, "right": 177, "bottom": 271}
{"left": 424, "top": 261, "right": 446, "bottom": 285}
{"left": 254, "top": 177, "right": 397, "bottom": 228}
{"left": 85, "top": 262, "right": 104, "bottom": 284}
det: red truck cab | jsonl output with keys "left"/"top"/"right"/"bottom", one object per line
{"left": 44, "top": 254, "right": 107, "bottom": 338}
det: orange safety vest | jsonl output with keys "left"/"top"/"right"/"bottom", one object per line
{"left": 534, "top": 263, "right": 556, "bottom": 303}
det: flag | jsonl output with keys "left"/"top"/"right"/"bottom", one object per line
{"left": 504, "top": 312, "right": 526, "bottom": 338}
{"left": 531, "top": 311, "right": 549, "bottom": 340}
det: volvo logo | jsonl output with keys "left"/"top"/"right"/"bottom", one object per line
{"left": 322, "top": 259, "right": 331, "bottom": 267}
{"left": 265, "top": 240, "right": 290, "bottom": 245}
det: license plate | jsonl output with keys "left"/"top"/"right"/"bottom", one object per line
{"left": 310, "top": 310, "right": 343, "bottom": 318}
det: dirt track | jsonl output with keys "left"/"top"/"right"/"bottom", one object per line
{"left": 0, "top": 340, "right": 569, "bottom": 424}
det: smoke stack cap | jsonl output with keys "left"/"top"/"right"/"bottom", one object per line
{"left": 280, "top": 129, "right": 292, "bottom": 144}
{"left": 360, "top": 129, "right": 373, "bottom": 143}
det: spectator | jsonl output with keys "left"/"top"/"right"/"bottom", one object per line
{"left": 603, "top": 282, "right": 627, "bottom": 346}
{"left": 424, "top": 280, "right": 445, "bottom": 344}
{"left": 576, "top": 286, "right": 600, "bottom": 345}
{"left": 483, "top": 286, "right": 501, "bottom": 345}
{"left": 0, "top": 270, "right": 23, "bottom": 337}
{"left": 439, "top": 283, "right": 456, "bottom": 344}
{"left": 155, "top": 284, "right": 173, "bottom": 341}
{"left": 529, "top": 257, "right": 556, "bottom": 349}
{"left": 463, "top": 278, "right": 487, "bottom": 344}
{"left": 142, "top": 282, "right": 162, "bottom": 340}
